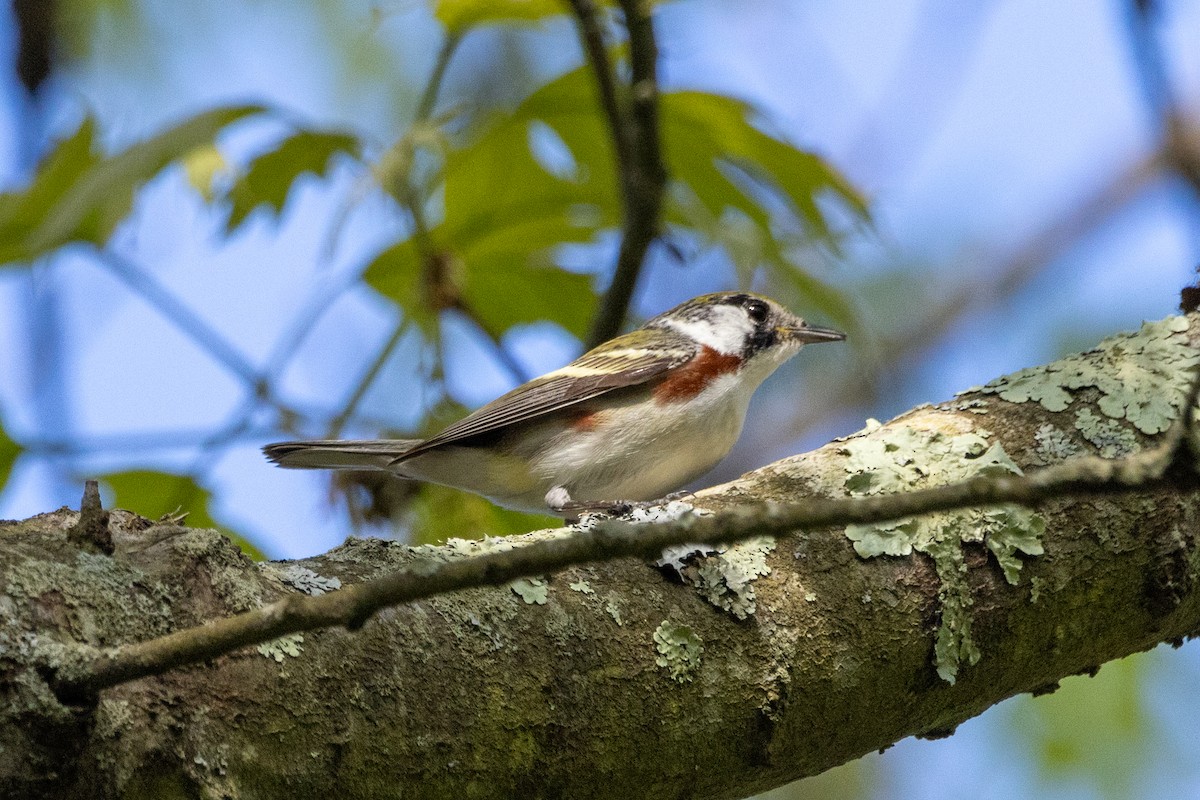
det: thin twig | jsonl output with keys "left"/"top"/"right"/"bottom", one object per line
{"left": 314, "top": 32, "right": 473, "bottom": 440}
{"left": 96, "top": 249, "right": 264, "bottom": 390}
{"left": 262, "top": 269, "right": 364, "bottom": 380}
{"left": 20, "top": 425, "right": 281, "bottom": 456}
{"left": 326, "top": 320, "right": 410, "bottom": 437}
{"left": 570, "top": 0, "right": 668, "bottom": 347}
{"left": 457, "top": 299, "right": 532, "bottom": 384}
{"left": 1124, "top": 0, "right": 1200, "bottom": 201}
{"left": 54, "top": 366, "right": 1200, "bottom": 698}
{"left": 416, "top": 32, "right": 462, "bottom": 124}
{"left": 566, "top": 0, "right": 631, "bottom": 168}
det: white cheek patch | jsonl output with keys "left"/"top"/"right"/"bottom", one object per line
{"left": 663, "top": 305, "right": 754, "bottom": 355}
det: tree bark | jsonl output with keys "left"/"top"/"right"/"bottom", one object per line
{"left": 3, "top": 315, "right": 1200, "bottom": 800}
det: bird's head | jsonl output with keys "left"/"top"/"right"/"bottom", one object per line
{"left": 646, "top": 291, "right": 845, "bottom": 365}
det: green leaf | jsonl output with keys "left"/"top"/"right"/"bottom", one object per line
{"left": 23, "top": 105, "right": 263, "bottom": 256}
{"left": 443, "top": 67, "right": 614, "bottom": 335}
{"left": 367, "top": 66, "right": 607, "bottom": 338}
{"left": 0, "top": 118, "right": 100, "bottom": 264}
{"left": 363, "top": 231, "right": 596, "bottom": 339}
{"left": 225, "top": 129, "right": 361, "bottom": 233}
{"left": 443, "top": 66, "right": 617, "bottom": 244}
{"left": 433, "top": 0, "right": 567, "bottom": 32}
{"left": 100, "top": 470, "right": 265, "bottom": 559}
{"left": 183, "top": 143, "right": 227, "bottom": 202}
{"left": 407, "top": 483, "right": 556, "bottom": 545}
{"left": 0, "top": 420, "right": 21, "bottom": 493}
{"left": 463, "top": 259, "right": 595, "bottom": 339}
{"left": 660, "top": 91, "right": 864, "bottom": 334}
{"left": 362, "top": 239, "right": 437, "bottom": 335}
{"left": 1008, "top": 652, "right": 1159, "bottom": 799}
{"left": 774, "top": 263, "right": 861, "bottom": 338}
{"left": 661, "top": 91, "right": 867, "bottom": 239}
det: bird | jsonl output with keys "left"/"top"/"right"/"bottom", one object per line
{"left": 263, "top": 291, "right": 845, "bottom": 516}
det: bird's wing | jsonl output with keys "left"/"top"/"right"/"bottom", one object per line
{"left": 395, "top": 333, "right": 696, "bottom": 462}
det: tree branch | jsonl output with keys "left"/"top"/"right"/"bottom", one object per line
{"left": 52, "top": 316, "right": 1200, "bottom": 698}
{"left": 568, "top": 0, "right": 668, "bottom": 347}
{"left": 9, "top": 314, "right": 1200, "bottom": 799}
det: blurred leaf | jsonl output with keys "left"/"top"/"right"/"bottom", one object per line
{"left": 362, "top": 239, "right": 438, "bottom": 335}
{"left": 661, "top": 91, "right": 867, "bottom": 240}
{"left": 406, "top": 483, "right": 556, "bottom": 545}
{"left": 1007, "top": 651, "right": 1159, "bottom": 800}
{"left": 224, "top": 129, "right": 361, "bottom": 233}
{"left": 24, "top": 105, "right": 262, "bottom": 255}
{"left": 182, "top": 143, "right": 227, "bottom": 202}
{"left": 369, "top": 73, "right": 868, "bottom": 343}
{"left": 774, "top": 263, "right": 861, "bottom": 337}
{"left": 460, "top": 249, "right": 595, "bottom": 339}
{"left": 364, "top": 233, "right": 597, "bottom": 341}
{"left": 100, "top": 470, "right": 265, "bottom": 560}
{"left": 660, "top": 91, "right": 864, "bottom": 334}
{"left": 443, "top": 65, "right": 616, "bottom": 244}
{"left": 57, "top": 0, "right": 138, "bottom": 61}
{"left": 0, "top": 118, "right": 100, "bottom": 264}
{"left": 367, "top": 66, "right": 607, "bottom": 338}
{"left": 0, "top": 421, "right": 20, "bottom": 493}
{"left": 433, "top": 0, "right": 567, "bottom": 32}
{"left": 442, "top": 66, "right": 613, "bottom": 336}
{"left": 0, "top": 106, "right": 261, "bottom": 265}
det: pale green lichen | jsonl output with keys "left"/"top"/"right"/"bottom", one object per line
{"left": 841, "top": 427, "right": 1045, "bottom": 683}
{"left": 1031, "top": 423, "right": 1083, "bottom": 465}
{"left": 568, "top": 581, "right": 594, "bottom": 594}
{"left": 257, "top": 633, "right": 303, "bottom": 662}
{"left": 509, "top": 577, "right": 548, "bottom": 605}
{"left": 1074, "top": 407, "right": 1139, "bottom": 458}
{"left": 645, "top": 505, "right": 769, "bottom": 619}
{"left": 981, "top": 507, "right": 1046, "bottom": 585}
{"left": 976, "top": 316, "right": 1197, "bottom": 433}
{"left": 653, "top": 622, "right": 703, "bottom": 683}
{"left": 605, "top": 598, "right": 623, "bottom": 626}
{"left": 925, "top": 535, "right": 980, "bottom": 683}
{"left": 691, "top": 537, "right": 775, "bottom": 620}
{"left": 270, "top": 565, "right": 342, "bottom": 596}
{"left": 943, "top": 398, "right": 990, "bottom": 414}
{"left": 573, "top": 498, "right": 705, "bottom": 529}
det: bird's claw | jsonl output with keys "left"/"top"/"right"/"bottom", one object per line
{"left": 547, "top": 486, "right": 696, "bottom": 522}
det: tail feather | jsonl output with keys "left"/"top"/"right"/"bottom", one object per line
{"left": 263, "top": 439, "right": 421, "bottom": 471}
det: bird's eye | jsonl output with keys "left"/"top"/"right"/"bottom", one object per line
{"left": 744, "top": 299, "right": 769, "bottom": 322}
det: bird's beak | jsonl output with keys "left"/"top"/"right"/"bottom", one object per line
{"left": 779, "top": 324, "right": 846, "bottom": 344}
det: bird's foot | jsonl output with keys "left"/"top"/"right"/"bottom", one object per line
{"left": 546, "top": 487, "right": 695, "bottom": 523}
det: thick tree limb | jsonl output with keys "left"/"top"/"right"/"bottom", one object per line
{"left": 53, "top": 398, "right": 1197, "bottom": 699}
{"left": 5, "top": 315, "right": 1200, "bottom": 799}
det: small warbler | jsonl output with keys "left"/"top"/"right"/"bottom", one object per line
{"left": 264, "top": 291, "right": 844, "bottom": 515}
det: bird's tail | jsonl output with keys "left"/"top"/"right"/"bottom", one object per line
{"left": 263, "top": 439, "right": 421, "bottom": 471}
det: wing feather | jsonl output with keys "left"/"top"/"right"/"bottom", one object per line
{"left": 395, "top": 338, "right": 695, "bottom": 462}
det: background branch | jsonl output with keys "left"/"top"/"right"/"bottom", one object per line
{"left": 568, "top": 0, "right": 668, "bottom": 347}
{"left": 763, "top": 151, "right": 1162, "bottom": 448}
